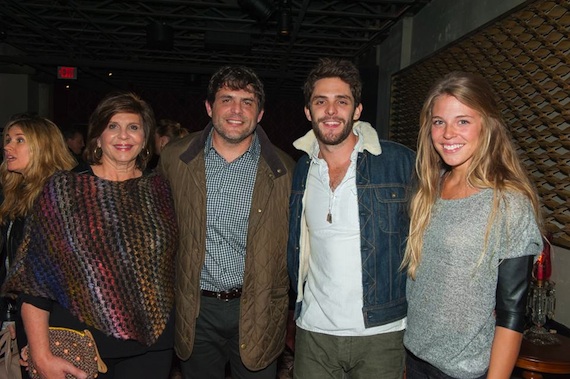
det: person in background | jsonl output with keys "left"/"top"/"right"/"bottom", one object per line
{"left": 4, "top": 92, "right": 178, "bottom": 379}
{"left": 62, "top": 124, "right": 89, "bottom": 171}
{"left": 62, "top": 124, "right": 85, "bottom": 157}
{"left": 155, "top": 119, "right": 189, "bottom": 156}
{"left": 287, "top": 58, "right": 415, "bottom": 378}
{"left": 158, "top": 65, "right": 294, "bottom": 379}
{"left": 402, "top": 71, "right": 543, "bottom": 379}
{"left": 0, "top": 114, "right": 76, "bottom": 378}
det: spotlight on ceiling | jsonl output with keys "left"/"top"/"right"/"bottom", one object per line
{"left": 278, "top": 0, "right": 292, "bottom": 37}
{"left": 238, "top": 0, "right": 276, "bottom": 23}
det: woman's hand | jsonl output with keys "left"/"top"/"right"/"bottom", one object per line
{"left": 28, "top": 350, "right": 88, "bottom": 379}
{"left": 21, "top": 302, "right": 88, "bottom": 379}
{"left": 20, "top": 344, "right": 29, "bottom": 367}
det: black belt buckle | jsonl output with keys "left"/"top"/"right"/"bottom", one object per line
{"left": 220, "top": 287, "right": 241, "bottom": 301}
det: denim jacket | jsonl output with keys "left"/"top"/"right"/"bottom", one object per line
{"left": 287, "top": 121, "right": 416, "bottom": 327}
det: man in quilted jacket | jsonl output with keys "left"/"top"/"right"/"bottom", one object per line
{"left": 158, "top": 65, "right": 294, "bottom": 379}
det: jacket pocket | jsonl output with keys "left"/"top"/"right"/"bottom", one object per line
{"left": 372, "top": 185, "right": 409, "bottom": 233}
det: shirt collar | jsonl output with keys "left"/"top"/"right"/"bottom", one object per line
{"left": 204, "top": 129, "right": 261, "bottom": 161}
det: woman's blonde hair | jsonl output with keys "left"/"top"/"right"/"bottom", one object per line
{"left": 0, "top": 115, "right": 76, "bottom": 223}
{"left": 402, "top": 72, "right": 543, "bottom": 279}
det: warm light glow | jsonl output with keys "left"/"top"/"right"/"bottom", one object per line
{"left": 533, "top": 235, "right": 552, "bottom": 281}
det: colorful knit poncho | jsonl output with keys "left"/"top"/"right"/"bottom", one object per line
{"left": 4, "top": 171, "right": 178, "bottom": 346}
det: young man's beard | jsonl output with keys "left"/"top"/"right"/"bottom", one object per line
{"left": 311, "top": 113, "right": 356, "bottom": 146}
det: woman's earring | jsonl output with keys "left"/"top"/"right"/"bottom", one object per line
{"left": 139, "top": 148, "right": 150, "bottom": 160}
{"left": 94, "top": 146, "right": 103, "bottom": 160}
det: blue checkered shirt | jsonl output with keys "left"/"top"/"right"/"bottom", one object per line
{"left": 200, "top": 130, "right": 260, "bottom": 292}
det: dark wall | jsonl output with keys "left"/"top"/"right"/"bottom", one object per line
{"left": 53, "top": 82, "right": 310, "bottom": 161}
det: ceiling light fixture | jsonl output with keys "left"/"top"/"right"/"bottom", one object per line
{"left": 278, "top": 0, "right": 292, "bottom": 37}
{"left": 238, "top": 0, "right": 276, "bottom": 23}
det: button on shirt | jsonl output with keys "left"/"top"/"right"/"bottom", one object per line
{"left": 201, "top": 130, "right": 260, "bottom": 292}
{"left": 298, "top": 128, "right": 406, "bottom": 336}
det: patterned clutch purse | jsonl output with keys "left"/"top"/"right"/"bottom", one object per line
{"left": 28, "top": 327, "right": 107, "bottom": 379}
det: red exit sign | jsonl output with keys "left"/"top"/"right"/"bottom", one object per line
{"left": 57, "top": 66, "right": 77, "bottom": 79}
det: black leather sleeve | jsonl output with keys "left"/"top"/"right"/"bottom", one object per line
{"left": 495, "top": 255, "right": 533, "bottom": 332}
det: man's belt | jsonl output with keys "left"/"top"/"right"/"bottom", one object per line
{"left": 201, "top": 287, "right": 242, "bottom": 301}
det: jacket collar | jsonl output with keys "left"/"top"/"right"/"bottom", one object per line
{"left": 179, "top": 121, "right": 288, "bottom": 178}
{"left": 292, "top": 121, "right": 381, "bottom": 156}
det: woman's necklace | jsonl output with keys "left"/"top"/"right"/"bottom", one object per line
{"left": 5, "top": 220, "right": 13, "bottom": 271}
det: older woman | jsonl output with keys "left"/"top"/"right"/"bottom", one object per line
{"left": 4, "top": 92, "right": 178, "bottom": 379}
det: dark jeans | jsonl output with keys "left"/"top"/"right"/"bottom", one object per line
{"left": 99, "top": 348, "right": 173, "bottom": 379}
{"left": 405, "top": 350, "right": 486, "bottom": 379}
{"left": 179, "top": 295, "right": 277, "bottom": 379}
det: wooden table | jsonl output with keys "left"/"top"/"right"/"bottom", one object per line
{"left": 516, "top": 333, "right": 570, "bottom": 379}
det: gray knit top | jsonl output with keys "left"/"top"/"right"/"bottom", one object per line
{"left": 404, "top": 189, "right": 542, "bottom": 379}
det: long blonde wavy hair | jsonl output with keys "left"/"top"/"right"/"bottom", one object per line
{"left": 402, "top": 72, "right": 543, "bottom": 279}
{"left": 0, "top": 115, "right": 76, "bottom": 224}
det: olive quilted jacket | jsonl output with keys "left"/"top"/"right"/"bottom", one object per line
{"left": 158, "top": 122, "right": 294, "bottom": 370}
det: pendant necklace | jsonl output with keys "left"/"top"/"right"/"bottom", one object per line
{"left": 327, "top": 188, "right": 334, "bottom": 223}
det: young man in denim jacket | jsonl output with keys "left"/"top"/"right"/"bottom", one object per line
{"left": 287, "top": 58, "right": 415, "bottom": 378}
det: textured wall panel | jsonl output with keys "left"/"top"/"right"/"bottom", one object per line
{"left": 390, "top": 0, "right": 570, "bottom": 247}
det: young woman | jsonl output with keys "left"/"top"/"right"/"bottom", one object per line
{"left": 0, "top": 115, "right": 76, "bottom": 378}
{"left": 402, "top": 72, "right": 543, "bottom": 379}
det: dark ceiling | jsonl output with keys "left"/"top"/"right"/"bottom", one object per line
{"left": 0, "top": 0, "right": 431, "bottom": 97}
